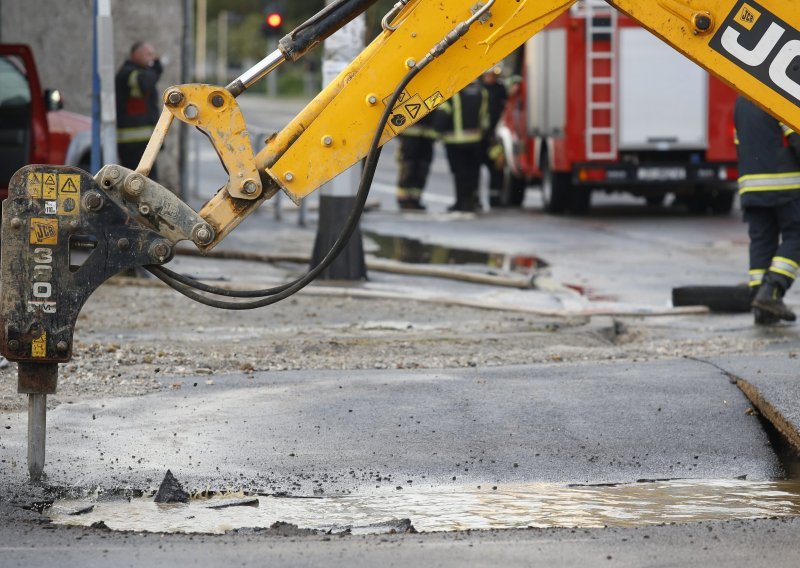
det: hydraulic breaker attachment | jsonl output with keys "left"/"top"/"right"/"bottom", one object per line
{"left": 0, "top": 165, "right": 173, "bottom": 481}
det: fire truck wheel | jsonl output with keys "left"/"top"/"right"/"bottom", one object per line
{"left": 708, "top": 190, "right": 735, "bottom": 215}
{"left": 686, "top": 192, "right": 709, "bottom": 215}
{"left": 541, "top": 161, "right": 570, "bottom": 214}
{"left": 569, "top": 189, "right": 591, "bottom": 214}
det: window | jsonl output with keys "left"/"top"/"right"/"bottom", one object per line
{"left": 0, "top": 55, "right": 31, "bottom": 107}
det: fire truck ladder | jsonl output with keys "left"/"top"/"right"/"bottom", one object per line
{"left": 584, "top": 0, "right": 618, "bottom": 161}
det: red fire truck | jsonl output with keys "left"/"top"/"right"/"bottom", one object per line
{"left": 496, "top": 0, "right": 739, "bottom": 214}
{"left": 0, "top": 44, "right": 91, "bottom": 201}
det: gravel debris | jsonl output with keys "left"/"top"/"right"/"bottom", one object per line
{"left": 0, "top": 281, "right": 788, "bottom": 412}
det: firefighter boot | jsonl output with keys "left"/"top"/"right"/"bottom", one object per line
{"left": 752, "top": 274, "right": 796, "bottom": 322}
{"left": 750, "top": 285, "right": 780, "bottom": 325}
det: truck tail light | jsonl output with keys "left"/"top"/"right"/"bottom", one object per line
{"left": 578, "top": 167, "right": 607, "bottom": 182}
{"left": 719, "top": 166, "right": 738, "bottom": 180}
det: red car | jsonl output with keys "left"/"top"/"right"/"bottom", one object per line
{"left": 0, "top": 44, "right": 91, "bottom": 200}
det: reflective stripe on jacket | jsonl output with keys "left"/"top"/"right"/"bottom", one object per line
{"left": 434, "top": 82, "right": 489, "bottom": 145}
{"left": 115, "top": 59, "right": 163, "bottom": 144}
{"left": 734, "top": 97, "right": 800, "bottom": 206}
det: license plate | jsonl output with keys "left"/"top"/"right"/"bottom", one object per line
{"left": 636, "top": 167, "right": 687, "bottom": 181}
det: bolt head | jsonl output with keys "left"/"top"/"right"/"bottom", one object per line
{"left": 107, "top": 167, "right": 120, "bottom": 179}
{"left": 211, "top": 94, "right": 225, "bottom": 108}
{"left": 192, "top": 224, "right": 214, "bottom": 245}
{"left": 284, "top": 172, "right": 294, "bottom": 182}
{"left": 694, "top": 13, "right": 712, "bottom": 31}
{"left": 117, "top": 238, "right": 131, "bottom": 250}
{"left": 10, "top": 217, "right": 22, "bottom": 229}
{"left": 184, "top": 104, "right": 199, "bottom": 120}
{"left": 406, "top": 58, "right": 416, "bottom": 69}
{"left": 84, "top": 192, "right": 104, "bottom": 211}
{"left": 322, "top": 136, "right": 333, "bottom": 147}
{"left": 367, "top": 94, "right": 378, "bottom": 105}
{"left": 138, "top": 203, "right": 152, "bottom": 216}
{"left": 167, "top": 90, "right": 184, "bottom": 105}
{"left": 242, "top": 180, "right": 258, "bottom": 195}
{"left": 150, "top": 241, "right": 172, "bottom": 262}
{"left": 124, "top": 174, "right": 145, "bottom": 198}
{"left": 8, "top": 339, "right": 19, "bottom": 351}
{"left": 56, "top": 341, "right": 69, "bottom": 353}
{"left": 196, "top": 228, "right": 211, "bottom": 242}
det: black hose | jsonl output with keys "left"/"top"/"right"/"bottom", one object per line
{"left": 148, "top": 64, "right": 421, "bottom": 310}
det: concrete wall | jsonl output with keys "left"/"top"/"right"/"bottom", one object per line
{"left": 0, "top": 0, "right": 185, "bottom": 189}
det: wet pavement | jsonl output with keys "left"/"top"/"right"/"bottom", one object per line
{"left": 4, "top": 355, "right": 800, "bottom": 564}
{"left": 0, "top": 358, "right": 785, "bottom": 492}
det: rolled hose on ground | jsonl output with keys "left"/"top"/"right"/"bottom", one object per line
{"left": 671, "top": 285, "right": 752, "bottom": 313}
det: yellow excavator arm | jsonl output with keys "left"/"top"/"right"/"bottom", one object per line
{"left": 190, "top": 0, "right": 800, "bottom": 247}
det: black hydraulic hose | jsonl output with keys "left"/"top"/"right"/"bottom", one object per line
{"left": 148, "top": 65, "right": 421, "bottom": 310}
{"left": 149, "top": 265, "right": 294, "bottom": 298}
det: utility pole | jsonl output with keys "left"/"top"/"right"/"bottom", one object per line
{"left": 91, "top": 0, "right": 117, "bottom": 173}
{"left": 195, "top": 0, "right": 207, "bottom": 81}
{"left": 310, "top": 2, "right": 367, "bottom": 280}
{"left": 216, "top": 10, "right": 228, "bottom": 85}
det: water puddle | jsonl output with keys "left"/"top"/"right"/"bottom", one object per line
{"left": 49, "top": 479, "right": 800, "bottom": 535}
{"left": 365, "top": 233, "right": 546, "bottom": 275}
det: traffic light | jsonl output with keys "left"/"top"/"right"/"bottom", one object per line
{"left": 261, "top": 5, "right": 284, "bottom": 38}
{"left": 265, "top": 12, "right": 283, "bottom": 30}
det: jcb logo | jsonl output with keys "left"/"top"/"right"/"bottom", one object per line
{"left": 737, "top": 3, "right": 759, "bottom": 30}
{"left": 711, "top": 1, "right": 800, "bottom": 105}
{"left": 29, "top": 218, "right": 58, "bottom": 245}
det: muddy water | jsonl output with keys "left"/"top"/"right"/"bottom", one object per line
{"left": 50, "top": 479, "right": 800, "bottom": 535}
{"left": 365, "top": 232, "right": 547, "bottom": 274}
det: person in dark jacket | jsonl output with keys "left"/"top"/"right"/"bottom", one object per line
{"left": 395, "top": 112, "right": 438, "bottom": 210}
{"left": 115, "top": 41, "right": 163, "bottom": 179}
{"left": 435, "top": 81, "right": 489, "bottom": 213}
{"left": 734, "top": 96, "right": 800, "bottom": 324}
{"left": 481, "top": 67, "right": 509, "bottom": 208}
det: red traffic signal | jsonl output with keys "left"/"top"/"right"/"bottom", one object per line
{"left": 265, "top": 12, "right": 283, "bottom": 28}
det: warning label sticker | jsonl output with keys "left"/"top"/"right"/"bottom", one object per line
{"left": 424, "top": 91, "right": 445, "bottom": 111}
{"left": 405, "top": 102, "right": 422, "bottom": 120}
{"left": 42, "top": 173, "right": 57, "bottom": 200}
{"left": 383, "top": 90, "right": 411, "bottom": 109}
{"left": 32, "top": 331, "right": 47, "bottom": 358}
{"left": 386, "top": 94, "right": 425, "bottom": 135}
{"left": 30, "top": 218, "right": 58, "bottom": 246}
{"left": 58, "top": 173, "right": 81, "bottom": 216}
{"left": 27, "top": 172, "right": 43, "bottom": 199}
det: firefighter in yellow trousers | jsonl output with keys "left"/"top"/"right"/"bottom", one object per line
{"left": 435, "top": 80, "right": 489, "bottom": 213}
{"left": 395, "top": 113, "right": 438, "bottom": 210}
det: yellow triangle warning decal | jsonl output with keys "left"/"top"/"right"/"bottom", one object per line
{"left": 405, "top": 103, "right": 422, "bottom": 120}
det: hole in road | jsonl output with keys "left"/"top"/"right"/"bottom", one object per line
{"left": 49, "top": 479, "right": 800, "bottom": 535}
{"left": 364, "top": 232, "right": 547, "bottom": 275}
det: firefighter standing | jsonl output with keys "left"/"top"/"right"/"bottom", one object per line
{"left": 481, "top": 67, "right": 509, "bottom": 208}
{"left": 395, "top": 112, "right": 438, "bottom": 210}
{"left": 734, "top": 96, "right": 800, "bottom": 324}
{"left": 115, "top": 41, "right": 163, "bottom": 179}
{"left": 435, "top": 81, "right": 489, "bottom": 213}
